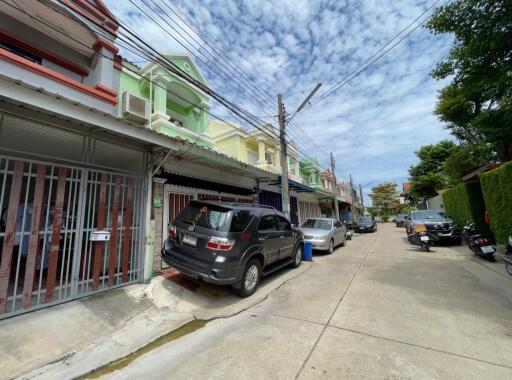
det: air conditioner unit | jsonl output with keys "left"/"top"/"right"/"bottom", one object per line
{"left": 122, "top": 91, "right": 149, "bottom": 122}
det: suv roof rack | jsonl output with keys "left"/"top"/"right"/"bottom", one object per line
{"left": 194, "top": 199, "right": 276, "bottom": 211}
{"left": 229, "top": 202, "right": 276, "bottom": 210}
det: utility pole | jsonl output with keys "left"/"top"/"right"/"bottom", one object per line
{"left": 278, "top": 94, "right": 290, "bottom": 217}
{"left": 349, "top": 174, "right": 355, "bottom": 224}
{"left": 359, "top": 183, "right": 365, "bottom": 216}
{"left": 277, "top": 84, "right": 321, "bottom": 219}
{"left": 330, "top": 152, "right": 340, "bottom": 221}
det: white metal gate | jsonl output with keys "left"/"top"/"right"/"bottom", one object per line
{"left": 0, "top": 155, "right": 145, "bottom": 318}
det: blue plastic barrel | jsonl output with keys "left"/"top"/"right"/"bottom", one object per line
{"left": 303, "top": 241, "right": 313, "bottom": 261}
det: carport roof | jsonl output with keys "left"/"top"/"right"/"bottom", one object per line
{"left": 0, "top": 74, "right": 278, "bottom": 181}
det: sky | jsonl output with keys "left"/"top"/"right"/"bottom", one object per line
{"left": 104, "top": 0, "right": 454, "bottom": 203}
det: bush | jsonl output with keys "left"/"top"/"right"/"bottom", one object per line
{"left": 480, "top": 162, "right": 512, "bottom": 244}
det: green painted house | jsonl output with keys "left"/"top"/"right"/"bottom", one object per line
{"left": 119, "top": 55, "right": 212, "bottom": 147}
{"left": 300, "top": 157, "right": 322, "bottom": 189}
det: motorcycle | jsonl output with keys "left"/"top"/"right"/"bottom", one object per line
{"left": 462, "top": 222, "right": 476, "bottom": 245}
{"left": 408, "top": 224, "right": 438, "bottom": 252}
{"left": 503, "top": 236, "right": 512, "bottom": 276}
{"left": 462, "top": 221, "right": 496, "bottom": 261}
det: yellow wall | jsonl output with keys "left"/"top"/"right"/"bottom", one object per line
{"left": 214, "top": 135, "right": 242, "bottom": 160}
{"left": 208, "top": 120, "right": 240, "bottom": 136}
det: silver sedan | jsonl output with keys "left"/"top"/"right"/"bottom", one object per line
{"left": 298, "top": 218, "right": 347, "bottom": 254}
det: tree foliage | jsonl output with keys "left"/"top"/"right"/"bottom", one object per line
{"left": 426, "top": 0, "right": 512, "bottom": 161}
{"left": 408, "top": 140, "right": 459, "bottom": 198}
{"left": 369, "top": 182, "right": 400, "bottom": 218}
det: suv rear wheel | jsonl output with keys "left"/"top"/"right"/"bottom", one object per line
{"left": 291, "top": 245, "right": 302, "bottom": 268}
{"left": 235, "top": 259, "right": 261, "bottom": 298}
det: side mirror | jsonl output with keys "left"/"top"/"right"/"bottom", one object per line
{"left": 291, "top": 224, "right": 297, "bottom": 229}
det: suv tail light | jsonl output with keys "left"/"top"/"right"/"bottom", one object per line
{"left": 168, "top": 224, "right": 176, "bottom": 239}
{"left": 206, "top": 237, "right": 235, "bottom": 251}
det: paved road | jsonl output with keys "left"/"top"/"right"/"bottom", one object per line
{"left": 102, "top": 223, "right": 512, "bottom": 379}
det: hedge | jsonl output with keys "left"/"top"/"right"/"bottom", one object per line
{"left": 480, "top": 161, "right": 512, "bottom": 244}
{"left": 442, "top": 182, "right": 491, "bottom": 237}
{"left": 442, "top": 184, "right": 472, "bottom": 226}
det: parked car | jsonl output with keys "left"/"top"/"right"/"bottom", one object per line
{"left": 395, "top": 213, "right": 407, "bottom": 227}
{"left": 162, "top": 201, "right": 303, "bottom": 297}
{"left": 299, "top": 218, "right": 347, "bottom": 254}
{"left": 405, "top": 210, "right": 461, "bottom": 244}
{"left": 354, "top": 217, "right": 377, "bottom": 233}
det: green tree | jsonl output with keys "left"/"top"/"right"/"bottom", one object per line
{"left": 426, "top": 0, "right": 512, "bottom": 161}
{"left": 443, "top": 143, "right": 495, "bottom": 183}
{"left": 369, "top": 182, "right": 400, "bottom": 219}
{"left": 408, "top": 140, "right": 459, "bottom": 198}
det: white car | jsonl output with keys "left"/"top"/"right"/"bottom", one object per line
{"left": 299, "top": 218, "right": 347, "bottom": 254}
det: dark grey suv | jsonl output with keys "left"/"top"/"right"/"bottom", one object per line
{"left": 162, "top": 201, "right": 304, "bottom": 297}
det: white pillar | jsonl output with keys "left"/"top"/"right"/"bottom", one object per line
{"left": 143, "top": 166, "right": 154, "bottom": 282}
{"left": 257, "top": 140, "right": 266, "bottom": 165}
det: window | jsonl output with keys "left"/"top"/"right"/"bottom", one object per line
{"left": 230, "top": 210, "right": 253, "bottom": 232}
{"left": 275, "top": 216, "right": 291, "bottom": 231}
{"left": 248, "top": 150, "right": 258, "bottom": 165}
{"left": 176, "top": 202, "right": 232, "bottom": 232}
{"left": 169, "top": 116, "right": 185, "bottom": 129}
{"left": 265, "top": 151, "right": 273, "bottom": 164}
{"left": 411, "top": 211, "right": 447, "bottom": 220}
{"left": 335, "top": 221, "right": 342, "bottom": 228}
{"left": 0, "top": 40, "right": 42, "bottom": 64}
{"left": 258, "top": 215, "right": 277, "bottom": 232}
{"left": 301, "top": 219, "right": 333, "bottom": 230}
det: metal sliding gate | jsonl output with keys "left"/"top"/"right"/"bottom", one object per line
{"left": 0, "top": 155, "right": 145, "bottom": 318}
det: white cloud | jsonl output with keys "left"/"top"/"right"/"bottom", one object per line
{"left": 105, "top": 0, "right": 454, "bottom": 202}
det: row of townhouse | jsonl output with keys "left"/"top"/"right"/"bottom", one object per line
{"left": 0, "top": 0, "right": 355, "bottom": 319}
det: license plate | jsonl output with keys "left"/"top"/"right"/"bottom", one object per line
{"left": 420, "top": 236, "right": 429, "bottom": 242}
{"left": 481, "top": 246, "right": 494, "bottom": 254}
{"left": 182, "top": 234, "right": 197, "bottom": 247}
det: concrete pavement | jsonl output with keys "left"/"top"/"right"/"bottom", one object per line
{"left": 91, "top": 223, "right": 512, "bottom": 379}
{"left": 2, "top": 257, "right": 310, "bottom": 379}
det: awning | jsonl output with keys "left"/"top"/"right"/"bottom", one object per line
{"left": 155, "top": 172, "right": 255, "bottom": 195}
{"left": 267, "top": 176, "right": 315, "bottom": 192}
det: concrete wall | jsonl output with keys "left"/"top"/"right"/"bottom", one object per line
{"left": 1, "top": 12, "right": 117, "bottom": 114}
{"left": 426, "top": 194, "right": 444, "bottom": 211}
{"left": 214, "top": 135, "right": 243, "bottom": 160}
{"left": 0, "top": 59, "right": 114, "bottom": 113}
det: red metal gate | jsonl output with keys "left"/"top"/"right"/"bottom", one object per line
{"left": 0, "top": 156, "right": 145, "bottom": 318}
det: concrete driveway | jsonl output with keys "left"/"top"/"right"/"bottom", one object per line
{"left": 92, "top": 223, "right": 512, "bottom": 379}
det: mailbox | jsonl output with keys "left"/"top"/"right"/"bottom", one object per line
{"left": 91, "top": 230, "right": 110, "bottom": 241}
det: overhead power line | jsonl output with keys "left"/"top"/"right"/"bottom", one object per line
{"left": 3, "top": 0, "right": 279, "bottom": 154}
{"left": 7, "top": 0, "right": 331, "bottom": 167}
{"left": 310, "top": 0, "right": 450, "bottom": 107}
{"left": 134, "top": 0, "right": 277, "bottom": 116}
{"left": 138, "top": 0, "right": 324, "bottom": 161}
